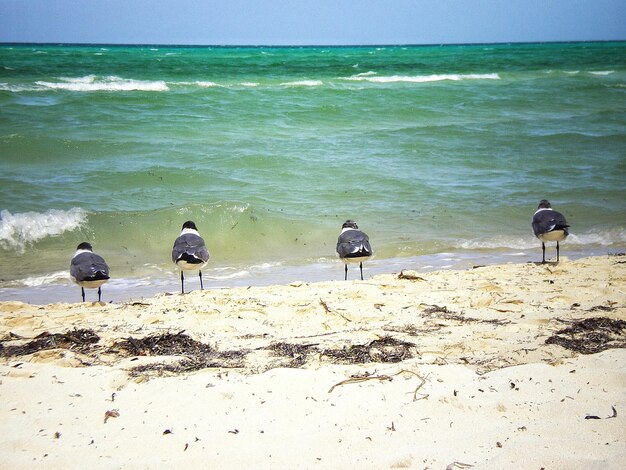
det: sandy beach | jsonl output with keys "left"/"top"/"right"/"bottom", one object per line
{"left": 1, "top": 255, "right": 625, "bottom": 469}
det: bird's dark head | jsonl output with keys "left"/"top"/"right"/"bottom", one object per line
{"left": 342, "top": 220, "right": 359, "bottom": 230}
{"left": 537, "top": 200, "right": 552, "bottom": 209}
{"left": 182, "top": 221, "right": 198, "bottom": 231}
{"left": 76, "top": 242, "right": 93, "bottom": 251}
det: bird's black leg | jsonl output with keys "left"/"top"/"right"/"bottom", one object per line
{"left": 542, "top": 242, "right": 546, "bottom": 263}
{"left": 199, "top": 270, "right": 204, "bottom": 290}
{"left": 180, "top": 271, "right": 185, "bottom": 294}
{"left": 81, "top": 287, "right": 85, "bottom": 302}
{"left": 98, "top": 287, "right": 102, "bottom": 302}
{"left": 359, "top": 262, "right": 364, "bottom": 281}
{"left": 556, "top": 241, "right": 560, "bottom": 263}
{"left": 344, "top": 263, "right": 348, "bottom": 281}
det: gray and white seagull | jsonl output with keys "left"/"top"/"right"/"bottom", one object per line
{"left": 336, "top": 220, "right": 373, "bottom": 280}
{"left": 172, "top": 220, "right": 210, "bottom": 293}
{"left": 532, "top": 199, "right": 570, "bottom": 263}
{"left": 69, "top": 242, "right": 110, "bottom": 302}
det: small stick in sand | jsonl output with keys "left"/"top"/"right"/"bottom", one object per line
{"left": 328, "top": 369, "right": 428, "bottom": 401}
{"left": 319, "top": 299, "right": 352, "bottom": 322}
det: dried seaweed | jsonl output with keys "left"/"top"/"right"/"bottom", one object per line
{"left": 423, "top": 305, "right": 450, "bottom": 315}
{"left": 112, "top": 331, "right": 249, "bottom": 375}
{"left": 129, "top": 359, "right": 208, "bottom": 377}
{"left": 113, "top": 331, "right": 213, "bottom": 358}
{"left": 321, "top": 336, "right": 418, "bottom": 364}
{"left": 0, "top": 329, "right": 100, "bottom": 357}
{"left": 545, "top": 317, "right": 626, "bottom": 354}
{"left": 268, "top": 342, "right": 317, "bottom": 368}
{"left": 383, "top": 324, "right": 421, "bottom": 336}
{"left": 588, "top": 305, "right": 615, "bottom": 313}
{"left": 421, "top": 305, "right": 510, "bottom": 325}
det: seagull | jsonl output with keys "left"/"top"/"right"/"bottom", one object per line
{"left": 172, "top": 220, "right": 210, "bottom": 293}
{"left": 532, "top": 200, "right": 570, "bottom": 263}
{"left": 336, "top": 220, "right": 373, "bottom": 280}
{"left": 70, "top": 242, "right": 110, "bottom": 302}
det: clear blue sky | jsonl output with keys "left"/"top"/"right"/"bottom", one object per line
{"left": 1, "top": 0, "right": 625, "bottom": 45}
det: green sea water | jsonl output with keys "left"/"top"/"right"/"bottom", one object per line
{"left": 1, "top": 42, "right": 625, "bottom": 301}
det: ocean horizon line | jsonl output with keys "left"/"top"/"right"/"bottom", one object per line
{"left": 1, "top": 39, "right": 625, "bottom": 49}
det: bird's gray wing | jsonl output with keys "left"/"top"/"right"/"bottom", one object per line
{"left": 532, "top": 210, "right": 569, "bottom": 237}
{"left": 70, "top": 252, "right": 110, "bottom": 281}
{"left": 172, "top": 233, "right": 210, "bottom": 263}
{"left": 336, "top": 230, "right": 372, "bottom": 258}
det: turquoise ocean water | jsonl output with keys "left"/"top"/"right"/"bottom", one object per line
{"left": 1, "top": 42, "right": 625, "bottom": 302}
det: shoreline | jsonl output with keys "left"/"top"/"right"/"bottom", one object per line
{"left": 1, "top": 254, "right": 625, "bottom": 468}
{"left": 1, "top": 245, "right": 622, "bottom": 305}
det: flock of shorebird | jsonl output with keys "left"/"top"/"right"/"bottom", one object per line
{"left": 70, "top": 199, "right": 569, "bottom": 302}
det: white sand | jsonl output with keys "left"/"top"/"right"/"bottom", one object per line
{"left": 1, "top": 255, "right": 625, "bottom": 469}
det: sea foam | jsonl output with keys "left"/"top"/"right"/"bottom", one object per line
{"left": 282, "top": 80, "right": 323, "bottom": 87}
{"left": 20, "top": 271, "right": 70, "bottom": 287}
{"left": 344, "top": 73, "right": 500, "bottom": 83}
{"left": 0, "top": 208, "right": 87, "bottom": 252}
{"left": 35, "top": 75, "right": 169, "bottom": 92}
{"left": 456, "top": 228, "right": 626, "bottom": 251}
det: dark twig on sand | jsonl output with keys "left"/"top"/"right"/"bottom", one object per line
{"left": 328, "top": 369, "right": 428, "bottom": 401}
{"left": 319, "top": 298, "right": 352, "bottom": 322}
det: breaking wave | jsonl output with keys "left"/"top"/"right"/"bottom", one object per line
{"left": 281, "top": 80, "right": 324, "bottom": 87}
{"left": 0, "top": 208, "right": 88, "bottom": 252}
{"left": 342, "top": 72, "right": 500, "bottom": 83}
{"left": 456, "top": 228, "right": 626, "bottom": 251}
{"left": 33, "top": 75, "right": 169, "bottom": 92}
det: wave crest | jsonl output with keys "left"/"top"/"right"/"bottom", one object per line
{"left": 456, "top": 228, "right": 626, "bottom": 251}
{"left": 35, "top": 75, "right": 169, "bottom": 92}
{"left": 343, "top": 73, "right": 500, "bottom": 83}
{"left": 0, "top": 208, "right": 87, "bottom": 252}
{"left": 281, "top": 80, "right": 323, "bottom": 87}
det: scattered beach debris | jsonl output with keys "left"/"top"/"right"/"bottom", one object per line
{"left": 0, "top": 328, "right": 100, "bottom": 357}
{"left": 328, "top": 368, "right": 428, "bottom": 401}
{"left": 383, "top": 323, "right": 423, "bottom": 336}
{"left": 446, "top": 461, "right": 473, "bottom": 469}
{"left": 397, "top": 270, "right": 426, "bottom": 281}
{"left": 423, "top": 304, "right": 449, "bottom": 315}
{"left": 588, "top": 305, "right": 615, "bottom": 312}
{"left": 319, "top": 298, "right": 352, "bottom": 322}
{"left": 328, "top": 373, "right": 393, "bottom": 393}
{"left": 267, "top": 337, "right": 420, "bottom": 368}
{"left": 113, "top": 331, "right": 212, "bottom": 358}
{"left": 421, "top": 305, "right": 511, "bottom": 325}
{"left": 268, "top": 341, "right": 317, "bottom": 368}
{"left": 545, "top": 317, "right": 626, "bottom": 354}
{"left": 111, "top": 331, "right": 247, "bottom": 376}
{"left": 321, "top": 336, "right": 418, "bottom": 364}
{"left": 104, "top": 409, "right": 120, "bottom": 423}
{"left": 585, "top": 406, "right": 617, "bottom": 420}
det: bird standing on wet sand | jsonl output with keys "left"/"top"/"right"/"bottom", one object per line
{"left": 70, "top": 242, "right": 110, "bottom": 302}
{"left": 172, "top": 220, "right": 210, "bottom": 293}
{"left": 336, "top": 220, "right": 373, "bottom": 280}
{"left": 532, "top": 200, "right": 570, "bottom": 263}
